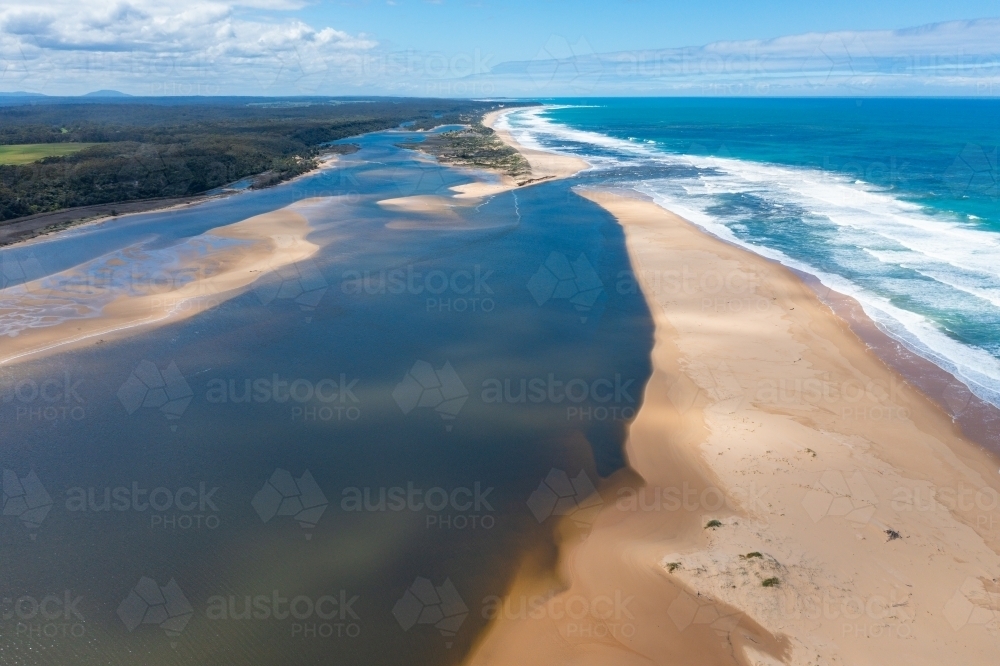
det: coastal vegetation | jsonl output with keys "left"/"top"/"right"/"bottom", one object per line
{"left": 396, "top": 121, "right": 533, "bottom": 183}
{"left": 0, "top": 98, "right": 514, "bottom": 222}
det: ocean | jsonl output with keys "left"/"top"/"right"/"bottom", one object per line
{"left": 497, "top": 98, "right": 1000, "bottom": 409}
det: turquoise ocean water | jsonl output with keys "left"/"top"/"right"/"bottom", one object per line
{"left": 499, "top": 99, "right": 1000, "bottom": 407}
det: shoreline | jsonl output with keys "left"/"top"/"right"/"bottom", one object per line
{"left": 0, "top": 153, "right": 342, "bottom": 249}
{"left": 0, "top": 194, "right": 224, "bottom": 248}
{"left": 483, "top": 105, "right": 1000, "bottom": 460}
{"left": 374, "top": 108, "right": 589, "bottom": 215}
{"left": 792, "top": 267, "right": 1000, "bottom": 460}
{"left": 0, "top": 201, "right": 322, "bottom": 367}
{"left": 481, "top": 108, "right": 590, "bottom": 186}
{"left": 467, "top": 119, "right": 1000, "bottom": 664}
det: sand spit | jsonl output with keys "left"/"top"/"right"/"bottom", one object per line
{"left": 0, "top": 203, "right": 322, "bottom": 366}
{"left": 481, "top": 108, "right": 590, "bottom": 184}
{"left": 465, "top": 189, "right": 1000, "bottom": 665}
{"left": 375, "top": 108, "right": 589, "bottom": 217}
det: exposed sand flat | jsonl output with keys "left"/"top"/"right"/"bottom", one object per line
{"left": 377, "top": 195, "right": 469, "bottom": 217}
{"left": 0, "top": 204, "right": 320, "bottom": 366}
{"left": 466, "top": 189, "right": 1000, "bottom": 665}
{"left": 376, "top": 108, "right": 589, "bottom": 216}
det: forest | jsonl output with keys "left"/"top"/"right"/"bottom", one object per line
{"left": 0, "top": 98, "right": 515, "bottom": 222}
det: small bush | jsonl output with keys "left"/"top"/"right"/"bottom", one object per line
{"left": 705, "top": 520, "right": 722, "bottom": 529}
{"left": 761, "top": 577, "right": 780, "bottom": 587}
{"left": 666, "top": 562, "right": 681, "bottom": 573}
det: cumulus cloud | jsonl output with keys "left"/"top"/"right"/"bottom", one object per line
{"left": 0, "top": 0, "right": 378, "bottom": 95}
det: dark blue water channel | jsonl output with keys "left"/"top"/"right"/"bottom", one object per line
{"left": 0, "top": 128, "right": 652, "bottom": 664}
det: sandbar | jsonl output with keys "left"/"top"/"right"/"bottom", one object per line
{"left": 466, "top": 189, "right": 1000, "bottom": 665}
{"left": 0, "top": 203, "right": 321, "bottom": 366}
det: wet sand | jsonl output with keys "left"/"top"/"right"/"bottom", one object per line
{"left": 481, "top": 109, "right": 590, "bottom": 184}
{"left": 0, "top": 203, "right": 321, "bottom": 366}
{"left": 464, "top": 187, "right": 1000, "bottom": 661}
{"left": 374, "top": 110, "right": 589, "bottom": 213}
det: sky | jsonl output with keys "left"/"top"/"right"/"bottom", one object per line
{"left": 1, "top": 0, "right": 999, "bottom": 96}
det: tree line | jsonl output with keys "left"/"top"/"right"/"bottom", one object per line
{"left": 0, "top": 98, "right": 505, "bottom": 222}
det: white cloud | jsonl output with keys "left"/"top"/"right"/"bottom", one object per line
{"left": 1, "top": 9, "right": 998, "bottom": 97}
{"left": 472, "top": 18, "right": 1000, "bottom": 97}
{"left": 0, "top": 0, "right": 378, "bottom": 95}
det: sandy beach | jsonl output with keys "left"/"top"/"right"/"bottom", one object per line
{"left": 465, "top": 148, "right": 1000, "bottom": 661}
{"left": 0, "top": 202, "right": 322, "bottom": 366}
{"left": 375, "top": 109, "right": 590, "bottom": 215}
{"left": 481, "top": 109, "right": 590, "bottom": 184}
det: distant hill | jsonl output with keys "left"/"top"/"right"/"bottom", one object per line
{"left": 83, "top": 90, "right": 132, "bottom": 97}
{"left": 0, "top": 91, "right": 47, "bottom": 97}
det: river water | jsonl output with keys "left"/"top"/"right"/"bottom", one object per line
{"left": 0, "top": 128, "right": 652, "bottom": 664}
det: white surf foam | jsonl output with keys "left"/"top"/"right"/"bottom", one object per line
{"left": 503, "top": 106, "right": 1000, "bottom": 409}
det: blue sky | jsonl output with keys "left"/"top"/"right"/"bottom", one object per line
{"left": 0, "top": 0, "right": 998, "bottom": 96}
{"left": 293, "top": 0, "right": 999, "bottom": 60}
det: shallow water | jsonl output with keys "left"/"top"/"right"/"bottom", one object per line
{"left": 0, "top": 130, "right": 652, "bottom": 664}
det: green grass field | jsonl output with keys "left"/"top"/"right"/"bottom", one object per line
{"left": 0, "top": 143, "right": 100, "bottom": 165}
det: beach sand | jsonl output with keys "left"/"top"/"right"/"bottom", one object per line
{"left": 375, "top": 108, "right": 589, "bottom": 212}
{"left": 0, "top": 203, "right": 321, "bottom": 366}
{"left": 464, "top": 184, "right": 1000, "bottom": 664}
{"left": 482, "top": 108, "right": 590, "bottom": 184}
